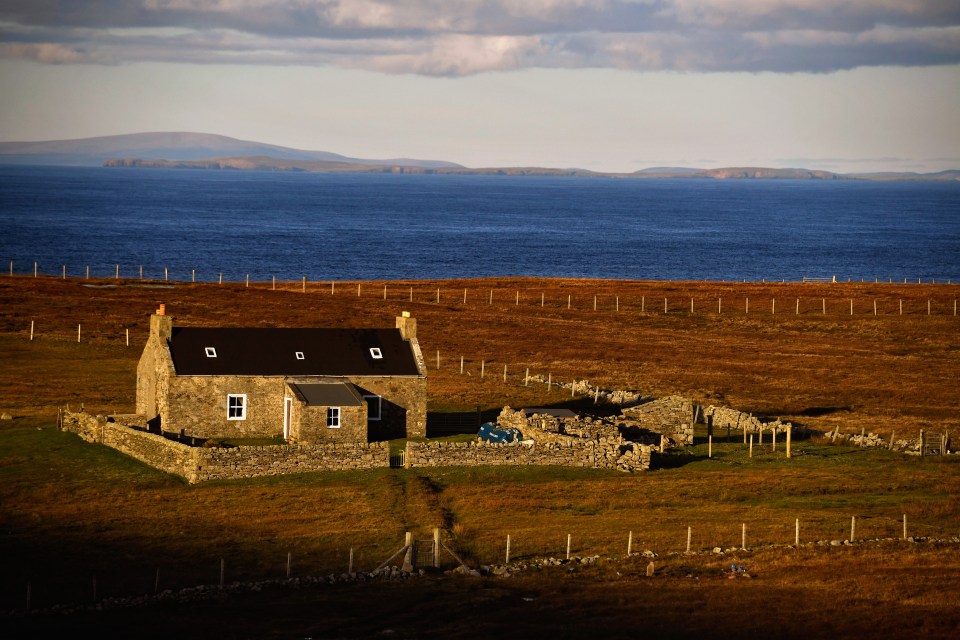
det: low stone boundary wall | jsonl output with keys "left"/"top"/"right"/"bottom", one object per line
{"left": 405, "top": 439, "right": 651, "bottom": 472}
{"left": 196, "top": 442, "right": 389, "bottom": 481}
{"left": 62, "top": 411, "right": 390, "bottom": 483}
{"left": 63, "top": 411, "right": 201, "bottom": 480}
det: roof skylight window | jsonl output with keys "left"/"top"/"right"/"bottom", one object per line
{"left": 295, "top": 351, "right": 305, "bottom": 360}
{"left": 205, "top": 347, "right": 217, "bottom": 358}
{"left": 370, "top": 347, "right": 383, "bottom": 359}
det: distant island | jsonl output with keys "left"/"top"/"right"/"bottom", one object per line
{"left": 2, "top": 132, "right": 958, "bottom": 181}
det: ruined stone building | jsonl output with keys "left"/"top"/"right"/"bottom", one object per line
{"left": 136, "top": 306, "right": 427, "bottom": 443}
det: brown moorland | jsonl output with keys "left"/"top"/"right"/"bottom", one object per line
{"left": 1, "top": 275, "right": 959, "bottom": 638}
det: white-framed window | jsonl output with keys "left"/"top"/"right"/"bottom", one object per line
{"left": 369, "top": 347, "right": 383, "bottom": 359}
{"left": 326, "top": 407, "right": 340, "bottom": 428}
{"left": 295, "top": 351, "right": 305, "bottom": 360}
{"left": 205, "top": 347, "right": 217, "bottom": 358}
{"left": 227, "top": 394, "right": 246, "bottom": 420}
{"left": 363, "top": 395, "right": 382, "bottom": 421}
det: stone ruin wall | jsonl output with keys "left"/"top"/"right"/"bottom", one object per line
{"left": 619, "top": 395, "right": 696, "bottom": 445}
{"left": 61, "top": 411, "right": 389, "bottom": 483}
{"left": 703, "top": 405, "right": 794, "bottom": 436}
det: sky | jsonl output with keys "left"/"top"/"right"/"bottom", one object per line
{"left": 1, "top": 1, "right": 959, "bottom": 173}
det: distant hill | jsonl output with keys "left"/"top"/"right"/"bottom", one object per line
{"left": 845, "top": 170, "right": 960, "bottom": 181}
{"left": 104, "top": 156, "right": 607, "bottom": 177}
{"left": 0, "top": 132, "right": 462, "bottom": 169}
{"left": 2, "top": 132, "right": 958, "bottom": 180}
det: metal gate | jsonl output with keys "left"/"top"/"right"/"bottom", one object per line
{"left": 389, "top": 450, "right": 405, "bottom": 468}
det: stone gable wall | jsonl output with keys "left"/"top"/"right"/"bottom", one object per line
{"left": 620, "top": 395, "right": 696, "bottom": 444}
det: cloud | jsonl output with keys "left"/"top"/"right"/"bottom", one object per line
{"left": 1, "top": 1, "right": 959, "bottom": 75}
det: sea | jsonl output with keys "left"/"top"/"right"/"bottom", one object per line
{"left": 1, "top": 165, "right": 958, "bottom": 283}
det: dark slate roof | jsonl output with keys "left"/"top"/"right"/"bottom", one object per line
{"left": 289, "top": 382, "right": 364, "bottom": 407}
{"left": 169, "top": 327, "right": 420, "bottom": 376}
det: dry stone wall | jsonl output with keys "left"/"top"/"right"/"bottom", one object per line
{"left": 62, "top": 411, "right": 389, "bottom": 483}
{"left": 196, "top": 441, "right": 389, "bottom": 481}
{"left": 64, "top": 411, "right": 200, "bottom": 481}
{"left": 405, "top": 438, "right": 651, "bottom": 472}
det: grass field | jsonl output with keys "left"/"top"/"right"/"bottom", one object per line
{"left": 1, "top": 275, "right": 959, "bottom": 638}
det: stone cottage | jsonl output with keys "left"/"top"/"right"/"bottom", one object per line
{"left": 136, "top": 305, "right": 427, "bottom": 444}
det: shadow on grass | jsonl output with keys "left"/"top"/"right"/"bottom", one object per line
{"left": 650, "top": 450, "right": 704, "bottom": 470}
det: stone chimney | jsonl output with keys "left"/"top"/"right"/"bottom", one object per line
{"left": 396, "top": 311, "right": 416, "bottom": 341}
{"left": 150, "top": 303, "right": 173, "bottom": 341}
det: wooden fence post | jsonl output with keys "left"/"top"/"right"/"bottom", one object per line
{"left": 795, "top": 519, "right": 800, "bottom": 546}
{"left": 460, "top": 356, "right": 464, "bottom": 374}
{"left": 786, "top": 425, "right": 791, "bottom": 458}
{"left": 506, "top": 534, "right": 511, "bottom": 564}
{"left": 749, "top": 434, "right": 753, "bottom": 457}
{"left": 566, "top": 534, "right": 571, "bottom": 560}
{"left": 850, "top": 516, "right": 856, "bottom": 542}
{"left": 287, "top": 551, "right": 292, "bottom": 578}
{"left": 220, "top": 558, "right": 225, "bottom": 589}
{"left": 627, "top": 531, "right": 633, "bottom": 556}
{"left": 349, "top": 548, "right": 354, "bottom": 574}
{"left": 302, "top": 276, "right": 306, "bottom": 292}
{"left": 434, "top": 528, "right": 441, "bottom": 568}
{"left": 436, "top": 350, "right": 440, "bottom": 370}
{"left": 503, "top": 364, "right": 507, "bottom": 382}
{"left": 686, "top": 526, "right": 692, "bottom": 553}
{"left": 742, "top": 523, "right": 746, "bottom": 549}
{"left": 903, "top": 514, "right": 907, "bottom": 540}
{"left": 30, "top": 320, "right": 34, "bottom": 341}
{"left": 708, "top": 435, "right": 712, "bottom": 458}
{"left": 481, "top": 360, "right": 485, "bottom": 378}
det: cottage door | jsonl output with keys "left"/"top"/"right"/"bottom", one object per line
{"left": 283, "top": 397, "right": 292, "bottom": 439}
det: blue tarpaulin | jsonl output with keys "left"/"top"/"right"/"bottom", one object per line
{"left": 478, "top": 423, "right": 522, "bottom": 443}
